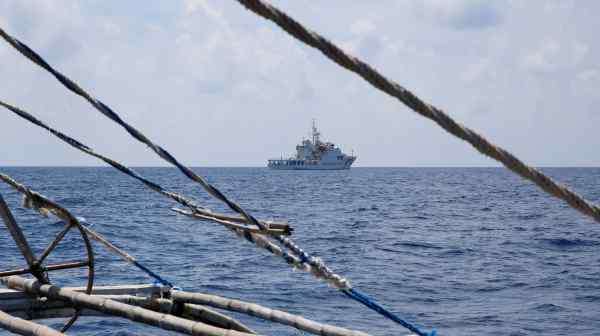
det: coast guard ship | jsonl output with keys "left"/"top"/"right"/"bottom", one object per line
{"left": 268, "top": 121, "right": 356, "bottom": 170}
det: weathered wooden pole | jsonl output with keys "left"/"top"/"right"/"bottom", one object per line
{"left": 0, "top": 194, "right": 36, "bottom": 269}
{"left": 171, "top": 208, "right": 289, "bottom": 236}
{"left": 3, "top": 276, "right": 258, "bottom": 336}
{"left": 0, "top": 310, "right": 64, "bottom": 336}
{"left": 171, "top": 291, "right": 371, "bottom": 336}
{"left": 127, "top": 296, "right": 255, "bottom": 333}
{"left": 0, "top": 291, "right": 254, "bottom": 334}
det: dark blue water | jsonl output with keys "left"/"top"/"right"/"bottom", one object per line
{"left": 1, "top": 167, "right": 599, "bottom": 336}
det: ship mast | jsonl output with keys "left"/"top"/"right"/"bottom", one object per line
{"left": 312, "top": 119, "right": 320, "bottom": 145}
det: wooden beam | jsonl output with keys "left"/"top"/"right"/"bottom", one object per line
{"left": 0, "top": 283, "right": 164, "bottom": 300}
{"left": 0, "top": 194, "right": 36, "bottom": 268}
{"left": 0, "top": 294, "right": 254, "bottom": 334}
{"left": 172, "top": 208, "right": 291, "bottom": 236}
{"left": 3, "top": 276, "right": 258, "bottom": 336}
{"left": 171, "top": 290, "right": 371, "bottom": 336}
{"left": 0, "top": 310, "right": 64, "bottom": 336}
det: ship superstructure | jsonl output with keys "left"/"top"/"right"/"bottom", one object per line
{"left": 268, "top": 121, "right": 356, "bottom": 170}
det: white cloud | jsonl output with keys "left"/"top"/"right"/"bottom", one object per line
{"left": 520, "top": 39, "right": 561, "bottom": 73}
{"left": 520, "top": 40, "right": 593, "bottom": 76}
{"left": 102, "top": 21, "right": 121, "bottom": 36}
{"left": 460, "top": 58, "right": 491, "bottom": 82}
{"left": 183, "top": 0, "right": 206, "bottom": 15}
{"left": 183, "top": 0, "right": 231, "bottom": 34}
{"left": 572, "top": 41, "right": 589, "bottom": 63}
{"left": 345, "top": 18, "right": 391, "bottom": 62}
{"left": 418, "top": 0, "right": 503, "bottom": 30}
{"left": 577, "top": 69, "right": 597, "bottom": 81}
{"left": 350, "top": 19, "right": 376, "bottom": 36}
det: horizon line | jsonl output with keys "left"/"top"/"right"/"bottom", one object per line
{"left": 2, "top": 165, "right": 600, "bottom": 169}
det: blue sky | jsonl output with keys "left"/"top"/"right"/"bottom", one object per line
{"left": 1, "top": 0, "right": 599, "bottom": 166}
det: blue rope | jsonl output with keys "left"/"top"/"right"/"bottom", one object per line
{"left": 132, "top": 260, "right": 174, "bottom": 288}
{"left": 343, "top": 288, "right": 436, "bottom": 336}
{"left": 75, "top": 218, "right": 175, "bottom": 288}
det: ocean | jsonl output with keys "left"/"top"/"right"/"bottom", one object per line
{"left": 0, "top": 167, "right": 599, "bottom": 336}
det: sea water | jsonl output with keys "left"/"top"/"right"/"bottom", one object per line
{"left": 0, "top": 167, "right": 599, "bottom": 336}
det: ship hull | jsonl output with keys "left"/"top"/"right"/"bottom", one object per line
{"left": 268, "top": 158, "right": 356, "bottom": 170}
{"left": 268, "top": 165, "right": 352, "bottom": 170}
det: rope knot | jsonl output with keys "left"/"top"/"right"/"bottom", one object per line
{"left": 22, "top": 193, "right": 52, "bottom": 217}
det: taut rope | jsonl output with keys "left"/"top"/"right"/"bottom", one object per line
{"left": 235, "top": 0, "right": 600, "bottom": 224}
{"left": 0, "top": 27, "right": 269, "bottom": 234}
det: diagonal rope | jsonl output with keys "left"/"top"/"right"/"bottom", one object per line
{"left": 0, "top": 27, "right": 267, "bottom": 232}
{"left": 0, "top": 100, "right": 341, "bottom": 285}
{"left": 343, "top": 288, "right": 434, "bottom": 336}
{"left": 235, "top": 0, "right": 600, "bottom": 225}
{"left": 78, "top": 219, "right": 175, "bottom": 288}
{"left": 0, "top": 100, "right": 287, "bottom": 236}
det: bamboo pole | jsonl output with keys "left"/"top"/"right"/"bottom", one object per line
{"left": 183, "top": 302, "right": 255, "bottom": 334}
{"left": 0, "top": 294, "right": 254, "bottom": 334}
{"left": 4, "top": 307, "right": 105, "bottom": 321}
{"left": 191, "top": 208, "right": 290, "bottom": 231}
{"left": 172, "top": 208, "right": 289, "bottom": 236}
{"left": 123, "top": 296, "right": 255, "bottom": 334}
{"left": 0, "top": 194, "right": 37, "bottom": 268}
{"left": 3, "top": 276, "right": 259, "bottom": 336}
{"left": 0, "top": 284, "right": 162, "bottom": 299}
{"left": 171, "top": 291, "right": 371, "bottom": 336}
{"left": 0, "top": 310, "right": 64, "bottom": 336}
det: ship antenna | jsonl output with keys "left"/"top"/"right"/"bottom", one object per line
{"left": 312, "top": 119, "right": 320, "bottom": 144}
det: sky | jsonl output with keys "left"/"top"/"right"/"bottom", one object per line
{"left": 0, "top": 0, "right": 599, "bottom": 167}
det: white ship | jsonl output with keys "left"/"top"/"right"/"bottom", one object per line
{"left": 268, "top": 121, "right": 356, "bottom": 170}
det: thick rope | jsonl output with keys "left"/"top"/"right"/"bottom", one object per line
{"left": 0, "top": 27, "right": 269, "bottom": 232}
{"left": 274, "top": 228, "right": 436, "bottom": 335}
{"left": 0, "top": 174, "right": 72, "bottom": 222}
{"left": 235, "top": 0, "right": 600, "bottom": 224}
{"left": 276, "top": 234, "right": 436, "bottom": 336}
{"left": 276, "top": 235, "right": 350, "bottom": 288}
{"left": 0, "top": 101, "right": 182, "bottom": 206}
{"left": 271, "top": 233, "right": 437, "bottom": 335}
{"left": 173, "top": 207, "right": 353, "bottom": 288}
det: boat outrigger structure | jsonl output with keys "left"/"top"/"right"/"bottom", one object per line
{"left": 268, "top": 120, "right": 357, "bottom": 170}
{"left": 0, "top": 175, "right": 372, "bottom": 336}
{"left": 0, "top": 176, "right": 95, "bottom": 333}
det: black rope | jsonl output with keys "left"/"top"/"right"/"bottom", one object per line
{"left": 0, "top": 27, "right": 265, "bottom": 231}
{"left": 0, "top": 100, "right": 191, "bottom": 207}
